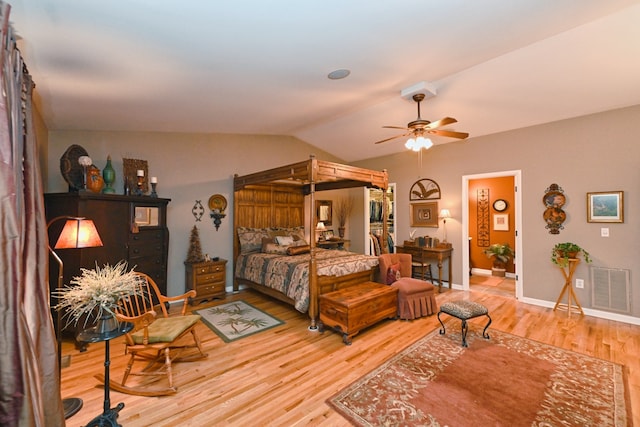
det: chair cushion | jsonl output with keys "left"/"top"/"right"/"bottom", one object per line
{"left": 391, "top": 278, "right": 435, "bottom": 295}
{"left": 131, "top": 314, "right": 201, "bottom": 344}
{"left": 386, "top": 263, "right": 401, "bottom": 284}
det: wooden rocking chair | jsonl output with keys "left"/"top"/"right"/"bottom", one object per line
{"left": 97, "top": 272, "right": 207, "bottom": 396}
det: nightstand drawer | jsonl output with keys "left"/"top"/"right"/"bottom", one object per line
{"left": 195, "top": 271, "right": 224, "bottom": 285}
{"left": 195, "top": 263, "right": 224, "bottom": 275}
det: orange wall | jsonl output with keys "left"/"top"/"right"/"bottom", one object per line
{"left": 469, "top": 176, "right": 515, "bottom": 273}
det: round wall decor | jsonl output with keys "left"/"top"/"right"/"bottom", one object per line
{"left": 493, "top": 199, "right": 508, "bottom": 212}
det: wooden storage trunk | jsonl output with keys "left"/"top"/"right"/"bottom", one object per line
{"left": 319, "top": 281, "right": 398, "bottom": 345}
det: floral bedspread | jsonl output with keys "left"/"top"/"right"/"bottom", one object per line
{"left": 235, "top": 250, "right": 379, "bottom": 313}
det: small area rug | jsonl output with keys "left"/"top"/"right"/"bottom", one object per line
{"left": 328, "top": 326, "right": 631, "bottom": 426}
{"left": 195, "top": 301, "right": 283, "bottom": 342}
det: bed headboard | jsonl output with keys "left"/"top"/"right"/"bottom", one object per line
{"left": 233, "top": 184, "right": 305, "bottom": 263}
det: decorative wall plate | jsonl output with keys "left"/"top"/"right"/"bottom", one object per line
{"left": 208, "top": 194, "right": 227, "bottom": 212}
{"left": 60, "top": 144, "right": 89, "bottom": 191}
{"left": 543, "top": 191, "right": 566, "bottom": 208}
{"left": 543, "top": 183, "right": 566, "bottom": 234}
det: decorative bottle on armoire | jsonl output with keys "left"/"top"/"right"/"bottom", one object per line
{"left": 101, "top": 155, "right": 116, "bottom": 194}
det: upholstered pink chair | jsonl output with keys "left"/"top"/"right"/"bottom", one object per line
{"left": 378, "top": 253, "right": 438, "bottom": 320}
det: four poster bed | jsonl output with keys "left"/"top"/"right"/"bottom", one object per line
{"left": 233, "top": 155, "right": 389, "bottom": 328}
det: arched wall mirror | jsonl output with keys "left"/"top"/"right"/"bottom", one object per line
{"left": 316, "top": 200, "right": 332, "bottom": 226}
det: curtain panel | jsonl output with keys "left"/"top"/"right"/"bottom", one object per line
{"left": 0, "top": 2, "right": 64, "bottom": 426}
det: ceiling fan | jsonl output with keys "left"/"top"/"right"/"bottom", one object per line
{"left": 374, "top": 93, "right": 469, "bottom": 146}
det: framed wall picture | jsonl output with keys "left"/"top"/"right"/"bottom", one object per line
{"left": 587, "top": 191, "right": 624, "bottom": 223}
{"left": 493, "top": 213, "right": 509, "bottom": 231}
{"left": 410, "top": 201, "right": 439, "bottom": 227}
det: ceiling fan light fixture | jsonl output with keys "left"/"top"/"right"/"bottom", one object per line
{"left": 405, "top": 135, "right": 433, "bottom": 151}
{"left": 418, "top": 136, "right": 433, "bottom": 150}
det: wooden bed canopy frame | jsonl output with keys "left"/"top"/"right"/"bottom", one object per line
{"left": 233, "top": 155, "right": 389, "bottom": 328}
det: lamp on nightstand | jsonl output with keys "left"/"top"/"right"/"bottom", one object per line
{"left": 47, "top": 216, "right": 103, "bottom": 419}
{"left": 316, "top": 221, "right": 326, "bottom": 242}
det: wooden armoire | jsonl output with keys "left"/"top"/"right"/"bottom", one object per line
{"left": 45, "top": 192, "right": 171, "bottom": 337}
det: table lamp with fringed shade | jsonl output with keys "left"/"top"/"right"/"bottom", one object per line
{"left": 47, "top": 216, "right": 103, "bottom": 419}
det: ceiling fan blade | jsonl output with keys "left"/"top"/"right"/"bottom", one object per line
{"left": 425, "top": 117, "right": 457, "bottom": 130}
{"left": 374, "top": 132, "right": 411, "bottom": 144}
{"left": 427, "top": 129, "right": 469, "bottom": 139}
{"left": 382, "top": 125, "right": 408, "bottom": 130}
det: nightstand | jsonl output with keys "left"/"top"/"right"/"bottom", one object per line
{"left": 317, "top": 239, "right": 350, "bottom": 250}
{"left": 185, "top": 259, "right": 227, "bottom": 305}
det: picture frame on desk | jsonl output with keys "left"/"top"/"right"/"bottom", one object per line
{"left": 323, "top": 230, "right": 334, "bottom": 240}
{"left": 410, "top": 202, "right": 439, "bottom": 227}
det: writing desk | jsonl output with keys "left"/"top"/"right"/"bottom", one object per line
{"left": 396, "top": 245, "right": 453, "bottom": 292}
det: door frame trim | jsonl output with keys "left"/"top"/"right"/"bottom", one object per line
{"left": 461, "top": 170, "right": 522, "bottom": 299}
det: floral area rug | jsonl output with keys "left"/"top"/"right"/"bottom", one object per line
{"left": 195, "top": 301, "right": 283, "bottom": 342}
{"left": 328, "top": 326, "right": 631, "bottom": 426}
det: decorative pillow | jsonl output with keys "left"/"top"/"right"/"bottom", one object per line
{"left": 286, "top": 245, "right": 311, "bottom": 256}
{"left": 263, "top": 243, "right": 289, "bottom": 255}
{"left": 275, "top": 235, "right": 295, "bottom": 246}
{"left": 386, "top": 263, "right": 401, "bottom": 285}
{"left": 237, "top": 227, "right": 270, "bottom": 253}
{"left": 291, "top": 238, "right": 308, "bottom": 247}
{"left": 288, "top": 226, "right": 306, "bottom": 242}
{"left": 261, "top": 237, "right": 275, "bottom": 252}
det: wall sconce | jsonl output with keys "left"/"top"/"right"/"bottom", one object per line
{"left": 208, "top": 194, "right": 227, "bottom": 231}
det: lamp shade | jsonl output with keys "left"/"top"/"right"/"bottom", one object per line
{"left": 54, "top": 218, "right": 103, "bottom": 249}
{"left": 316, "top": 221, "right": 326, "bottom": 231}
{"left": 439, "top": 209, "right": 451, "bottom": 220}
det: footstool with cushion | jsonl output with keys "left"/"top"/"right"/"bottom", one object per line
{"left": 437, "top": 300, "right": 491, "bottom": 347}
{"left": 378, "top": 253, "right": 438, "bottom": 320}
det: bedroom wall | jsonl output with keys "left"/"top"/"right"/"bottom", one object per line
{"left": 45, "top": 131, "right": 342, "bottom": 297}
{"left": 43, "top": 104, "right": 640, "bottom": 323}
{"left": 352, "top": 104, "right": 640, "bottom": 322}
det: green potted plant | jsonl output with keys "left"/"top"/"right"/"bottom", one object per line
{"left": 551, "top": 242, "right": 592, "bottom": 267}
{"left": 483, "top": 243, "right": 515, "bottom": 277}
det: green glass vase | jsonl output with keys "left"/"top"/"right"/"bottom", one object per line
{"left": 102, "top": 155, "right": 116, "bottom": 194}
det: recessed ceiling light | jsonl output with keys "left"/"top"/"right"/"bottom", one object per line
{"left": 328, "top": 69, "right": 350, "bottom": 80}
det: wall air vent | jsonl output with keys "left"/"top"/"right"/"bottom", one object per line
{"left": 591, "top": 266, "right": 631, "bottom": 314}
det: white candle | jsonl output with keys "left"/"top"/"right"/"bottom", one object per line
{"left": 150, "top": 176, "right": 157, "bottom": 184}
{"left": 137, "top": 169, "right": 144, "bottom": 177}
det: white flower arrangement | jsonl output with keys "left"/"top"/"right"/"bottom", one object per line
{"left": 53, "top": 261, "right": 145, "bottom": 328}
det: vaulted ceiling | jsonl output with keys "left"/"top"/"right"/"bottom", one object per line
{"left": 10, "top": 0, "right": 640, "bottom": 162}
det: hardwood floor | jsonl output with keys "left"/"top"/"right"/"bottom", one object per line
{"left": 470, "top": 274, "right": 516, "bottom": 297}
{"left": 61, "top": 287, "right": 640, "bottom": 426}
